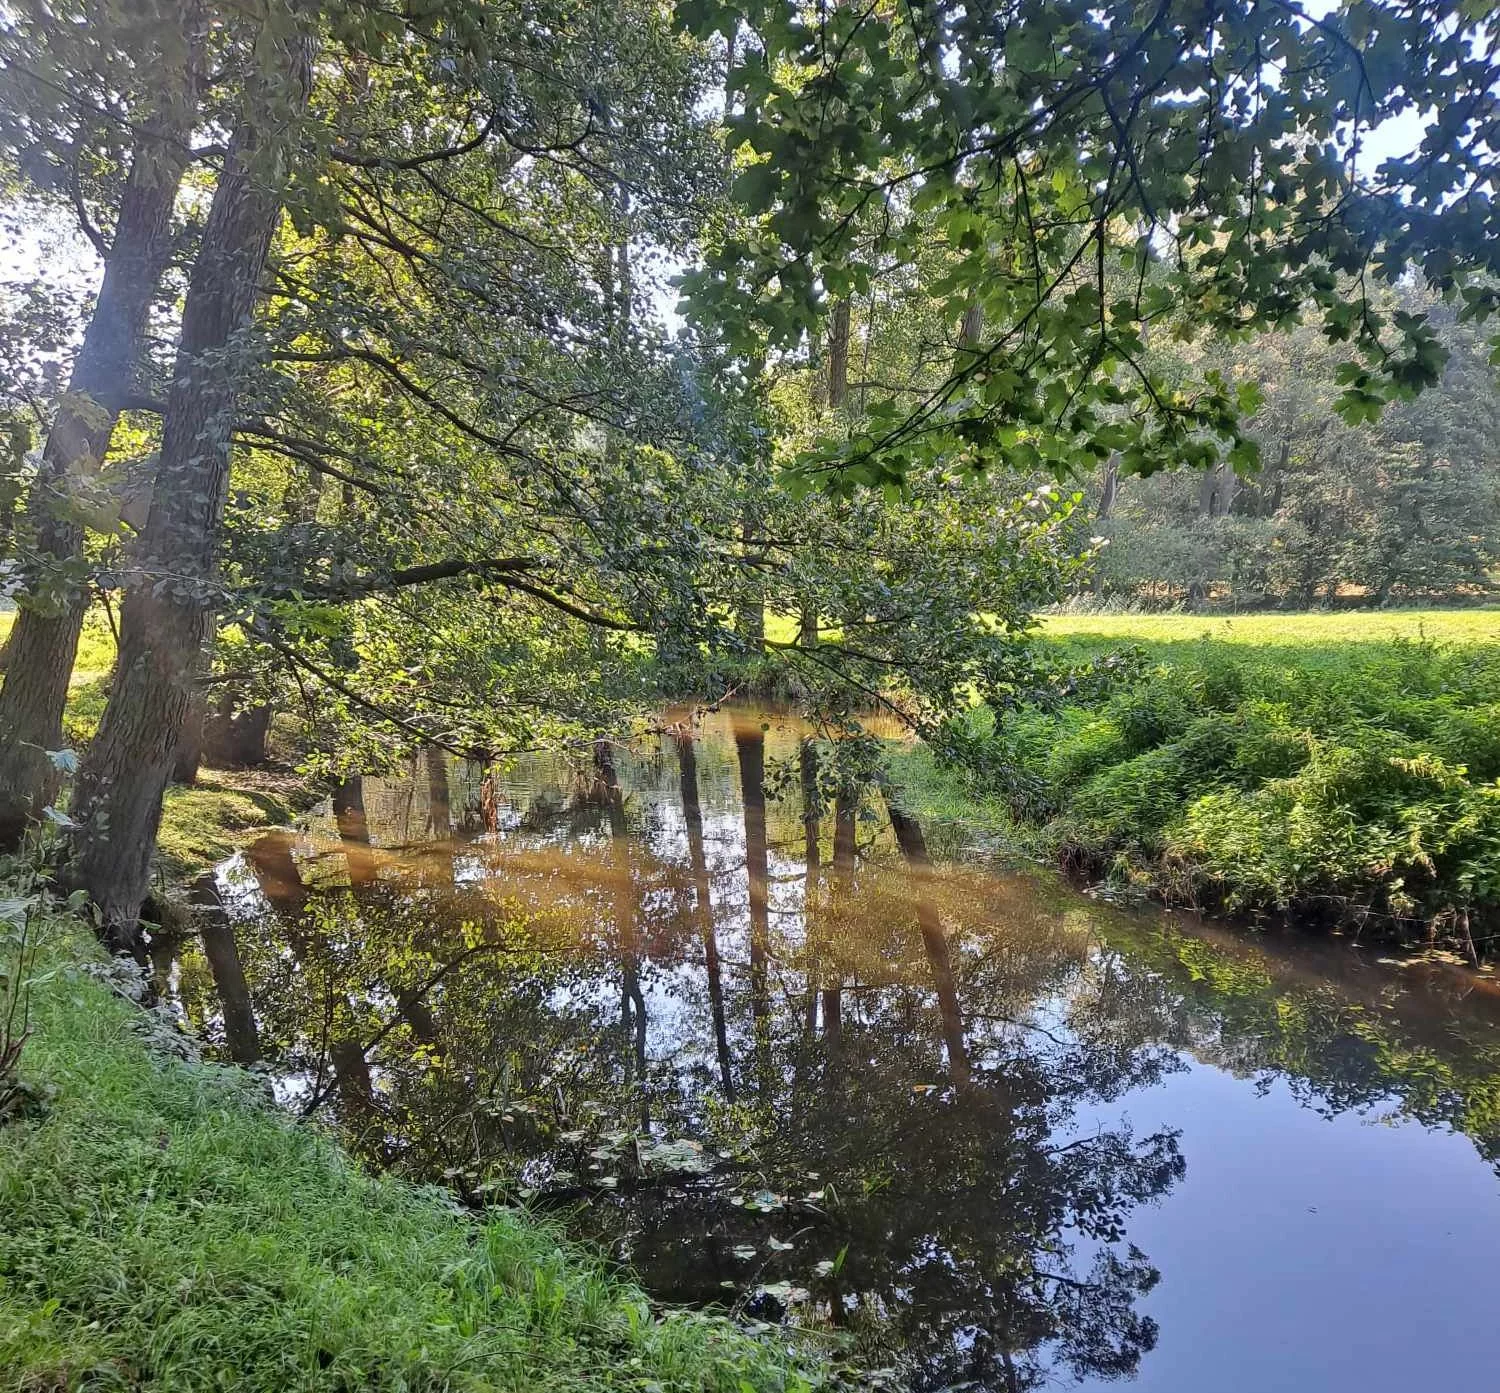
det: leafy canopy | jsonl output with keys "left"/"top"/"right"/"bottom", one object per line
{"left": 679, "top": 0, "right": 1500, "bottom": 490}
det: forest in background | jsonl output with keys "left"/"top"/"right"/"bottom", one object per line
{"left": 1077, "top": 290, "right": 1500, "bottom": 609}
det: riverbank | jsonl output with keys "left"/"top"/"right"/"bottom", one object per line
{"left": 0, "top": 884, "right": 830, "bottom": 1391}
{"left": 889, "top": 627, "right": 1500, "bottom": 954}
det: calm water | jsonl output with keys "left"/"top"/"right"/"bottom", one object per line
{"left": 164, "top": 706, "right": 1500, "bottom": 1391}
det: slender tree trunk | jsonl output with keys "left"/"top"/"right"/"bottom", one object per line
{"left": 1092, "top": 453, "right": 1120, "bottom": 596}
{"left": 1097, "top": 452, "right": 1119, "bottom": 520}
{"left": 736, "top": 725, "right": 773, "bottom": 1100}
{"left": 738, "top": 516, "right": 765, "bottom": 657}
{"left": 956, "top": 301, "right": 983, "bottom": 372}
{"left": 0, "top": 89, "right": 198, "bottom": 846}
{"left": 65, "top": 37, "right": 314, "bottom": 945}
{"left": 824, "top": 781, "right": 857, "bottom": 1046}
{"left": 827, "top": 298, "right": 851, "bottom": 409}
{"left": 799, "top": 737, "right": 821, "bottom": 1029}
{"left": 193, "top": 875, "right": 261, "bottom": 1065}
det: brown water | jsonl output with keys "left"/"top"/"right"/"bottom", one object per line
{"left": 165, "top": 706, "right": 1500, "bottom": 1391}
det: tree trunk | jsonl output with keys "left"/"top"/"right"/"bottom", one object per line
{"left": 736, "top": 725, "right": 773, "bottom": 1100}
{"left": 66, "top": 38, "right": 314, "bottom": 946}
{"left": 333, "top": 777, "right": 376, "bottom": 887}
{"left": 201, "top": 690, "right": 272, "bottom": 767}
{"left": 1097, "top": 453, "right": 1119, "bottom": 521}
{"left": 192, "top": 875, "right": 261, "bottom": 1065}
{"left": 0, "top": 95, "right": 197, "bottom": 847}
{"left": 425, "top": 746, "right": 451, "bottom": 840}
{"left": 956, "top": 300, "right": 983, "bottom": 373}
{"left": 171, "top": 648, "right": 208, "bottom": 786}
{"left": 827, "top": 298, "right": 851, "bottom": 409}
{"left": 677, "top": 732, "right": 733, "bottom": 1101}
{"left": 799, "top": 603, "right": 818, "bottom": 648}
{"left": 738, "top": 515, "right": 765, "bottom": 657}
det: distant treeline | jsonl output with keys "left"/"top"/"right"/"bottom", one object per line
{"left": 1071, "top": 288, "right": 1500, "bottom": 610}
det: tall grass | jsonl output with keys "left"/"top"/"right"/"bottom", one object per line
{"left": 0, "top": 903, "right": 829, "bottom": 1392}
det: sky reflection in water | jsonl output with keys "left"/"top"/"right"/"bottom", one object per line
{"left": 166, "top": 707, "right": 1500, "bottom": 1392}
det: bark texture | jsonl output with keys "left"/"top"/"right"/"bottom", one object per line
{"left": 0, "top": 86, "right": 197, "bottom": 846}
{"left": 67, "top": 38, "right": 314, "bottom": 945}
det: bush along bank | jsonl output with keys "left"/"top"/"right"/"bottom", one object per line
{"left": 0, "top": 876, "right": 833, "bottom": 1392}
{"left": 918, "top": 637, "right": 1500, "bottom": 957}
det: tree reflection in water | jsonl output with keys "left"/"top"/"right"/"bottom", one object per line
{"left": 165, "top": 707, "right": 1500, "bottom": 1390}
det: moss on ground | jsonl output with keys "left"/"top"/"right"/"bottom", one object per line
{"left": 155, "top": 773, "right": 305, "bottom": 883}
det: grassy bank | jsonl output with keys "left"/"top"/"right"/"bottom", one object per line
{"left": 892, "top": 619, "right": 1500, "bottom": 952}
{"left": 0, "top": 888, "right": 828, "bottom": 1392}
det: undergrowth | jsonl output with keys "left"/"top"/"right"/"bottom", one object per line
{"left": 0, "top": 889, "right": 830, "bottom": 1392}
{"left": 896, "top": 634, "right": 1500, "bottom": 953}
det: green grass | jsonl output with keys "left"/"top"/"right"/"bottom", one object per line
{"left": 1041, "top": 606, "right": 1500, "bottom": 648}
{"left": 0, "top": 611, "right": 117, "bottom": 686}
{"left": 0, "top": 895, "right": 830, "bottom": 1392}
{"left": 0, "top": 610, "right": 118, "bottom": 748}
{"left": 154, "top": 775, "right": 304, "bottom": 884}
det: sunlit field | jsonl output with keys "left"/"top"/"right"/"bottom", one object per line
{"left": 1041, "top": 606, "right": 1500, "bottom": 647}
{"left": 0, "top": 609, "right": 116, "bottom": 682}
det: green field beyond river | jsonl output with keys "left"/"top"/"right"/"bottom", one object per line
{"left": 157, "top": 705, "right": 1500, "bottom": 1393}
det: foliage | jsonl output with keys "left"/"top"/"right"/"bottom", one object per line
{"left": 0, "top": 891, "right": 833, "bottom": 1392}
{"left": 682, "top": 0, "right": 1500, "bottom": 493}
{"left": 917, "top": 632, "right": 1500, "bottom": 949}
{"left": 1081, "top": 292, "right": 1500, "bottom": 608}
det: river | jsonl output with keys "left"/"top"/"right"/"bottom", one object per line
{"left": 162, "top": 705, "right": 1500, "bottom": 1391}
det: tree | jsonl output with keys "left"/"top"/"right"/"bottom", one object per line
{"left": 1085, "top": 291, "right": 1500, "bottom": 607}
{"left": 681, "top": 0, "right": 1498, "bottom": 493}
{"left": 65, "top": 14, "right": 316, "bottom": 943}
{"left": 0, "top": 0, "right": 206, "bottom": 844}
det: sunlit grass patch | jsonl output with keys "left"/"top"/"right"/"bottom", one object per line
{"left": 1041, "top": 606, "right": 1500, "bottom": 649}
{"left": 0, "top": 609, "right": 117, "bottom": 685}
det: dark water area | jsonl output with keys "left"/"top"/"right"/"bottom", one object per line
{"left": 162, "top": 706, "right": 1500, "bottom": 1391}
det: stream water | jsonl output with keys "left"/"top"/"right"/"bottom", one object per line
{"left": 163, "top": 705, "right": 1500, "bottom": 1391}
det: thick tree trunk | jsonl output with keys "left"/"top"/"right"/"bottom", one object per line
{"left": 66, "top": 40, "right": 314, "bottom": 946}
{"left": 333, "top": 777, "right": 376, "bottom": 887}
{"left": 798, "top": 603, "right": 818, "bottom": 648}
{"left": 0, "top": 100, "right": 196, "bottom": 847}
{"left": 171, "top": 653, "right": 208, "bottom": 786}
{"left": 425, "top": 746, "right": 451, "bottom": 840}
{"left": 201, "top": 691, "right": 272, "bottom": 767}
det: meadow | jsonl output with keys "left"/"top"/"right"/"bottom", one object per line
{"left": 1040, "top": 606, "right": 1500, "bottom": 648}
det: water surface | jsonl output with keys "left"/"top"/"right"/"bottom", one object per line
{"left": 167, "top": 707, "right": 1500, "bottom": 1391}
